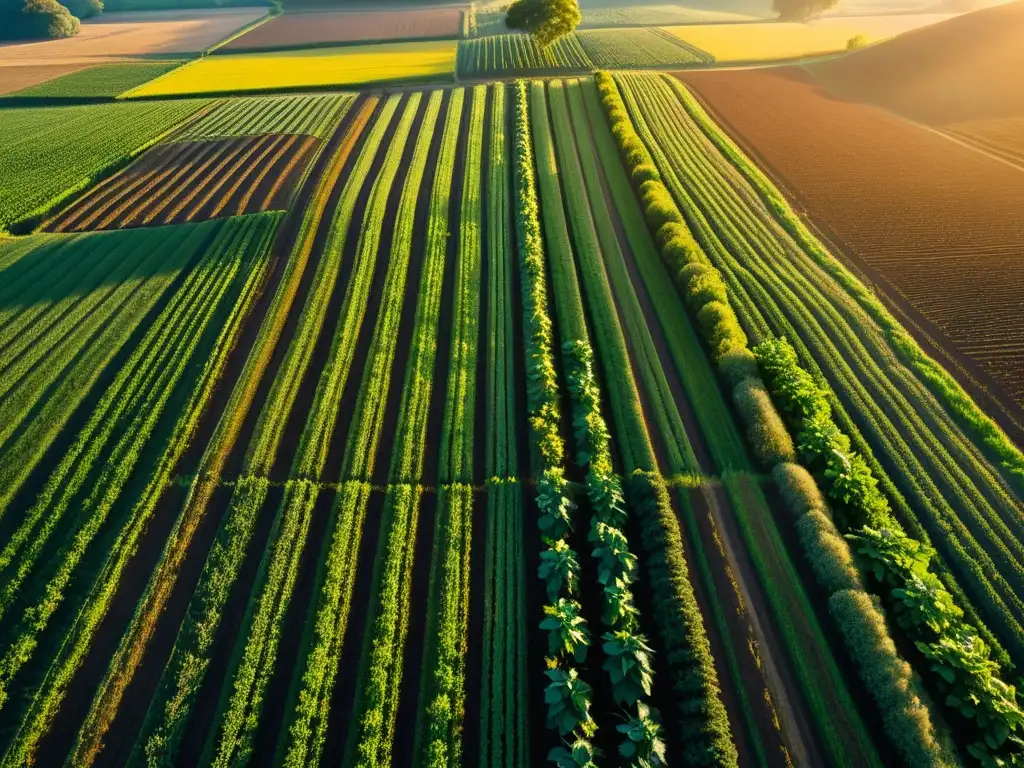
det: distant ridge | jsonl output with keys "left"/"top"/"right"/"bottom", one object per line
{"left": 807, "top": 0, "right": 1024, "bottom": 124}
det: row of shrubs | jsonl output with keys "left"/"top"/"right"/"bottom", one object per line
{"left": 511, "top": 80, "right": 598, "bottom": 766}
{"left": 757, "top": 336, "right": 1024, "bottom": 767}
{"left": 592, "top": 70, "right": 958, "bottom": 768}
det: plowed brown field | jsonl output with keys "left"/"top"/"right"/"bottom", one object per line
{"left": 678, "top": 67, "right": 1024, "bottom": 409}
{"left": 219, "top": 8, "right": 461, "bottom": 51}
{"left": 47, "top": 133, "right": 318, "bottom": 232}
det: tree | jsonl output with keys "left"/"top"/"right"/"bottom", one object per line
{"left": 63, "top": 0, "right": 101, "bottom": 18}
{"left": 772, "top": 0, "right": 838, "bottom": 21}
{"left": 505, "top": 0, "right": 581, "bottom": 47}
{"left": 0, "top": 0, "right": 79, "bottom": 39}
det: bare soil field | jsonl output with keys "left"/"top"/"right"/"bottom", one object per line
{"left": 807, "top": 0, "right": 1024, "bottom": 125}
{"left": 0, "top": 7, "right": 266, "bottom": 62}
{"left": 679, "top": 67, "right": 1024, "bottom": 410}
{"left": 220, "top": 8, "right": 461, "bottom": 51}
{"left": 947, "top": 117, "right": 1024, "bottom": 167}
{"left": 46, "top": 133, "right": 318, "bottom": 232}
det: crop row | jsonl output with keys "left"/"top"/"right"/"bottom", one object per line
{"left": 0, "top": 223, "right": 217, "bottom": 516}
{"left": 339, "top": 88, "right": 448, "bottom": 766}
{"left": 225, "top": 90, "right": 423, "bottom": 768}
{"left": 51, "top": 131, "right": 320, "bottom": 233}
{"left": 510, "top": 79, "right": 598, "bottom": 760}
{"left": 283, "top": 89, "right": 464, "bottom": 768}
{"left": 758, "top": 335, "right": 1024, "bottom": 766}
{"left": 478, "top": 82, "right": 529, "bottom": 768}
{"left": 575, "top": 75, "right": 793, "bottom": 761}
{"left": 457, "top": 33, "right": 590, "bottom": 78}
{"left": 535, "top": 77, "right": 746, "bottom": 766}
{"left": 594, "top": 70, "right": 968, "bottom": 766}
{"left": 614, "top": 71, "right": 1024, "bottom": 666}
{"left": 66, "top": 99, "right": 372, "bottom": 767}
{"left": 126, "top": 97, "right": 384, "bottom": 768}
{"left": 0, "top": 213, "right": 282, "bottom": 767}
{"left": 177, "top": 93, "right": 355, "bottom": 140}
{"left": 456, "top": 30, "right": 712, "bottom": 79}
{"left": 413, "top": 83, "right": 488, "bottom": 767}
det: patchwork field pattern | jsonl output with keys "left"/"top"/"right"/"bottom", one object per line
{"left": 1, "top": 29, "right": 1023, "bottom": 768}
{"left": 0, "top": 99, "right": 209, "bottom": 232}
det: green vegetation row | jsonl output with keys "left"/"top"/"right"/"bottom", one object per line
{"left": 124, "top": 94, "right": 364, "bottom": 768}
{"left": 480, "top": 84, "right": 529, "bottom": 768}
{"left": 280, "top": 89, "right": 461, "bottom": 768}
{"left": 511, "top": 79, "right": 599, "bottom": 761}
{"left": 530, "top": 77, "right": 737, "bottom": 766}
{"left": 0, "top": 223, "right": 216, "bottom": 516}
{"left": 456, "top": 29, "right": 710, "bottom": 79}
{"left": 341, "top": 87, "right": 445, "bottom": 765}
{"left": 0, "top": 100, "right": 209, "bottom": 233}
{"left": 414, "top": 84, "right": 489, "bottom": 766}
{"left": 614, "top": 71, "right": 1024, "bottom": 670}
{"left": 758, "top": 336, "right": 1023, "bottom": 766}
{"left": 0, "top": 213, "right": 281, "bottom": 767}
{"left": 178, "top": 93, "right": 354, "bottom": 141}
{"left": 67, "top": 98, "right": 365, "bottom": 767}
{"left": 593, "top": 70, "right": 918, "bottom": 767}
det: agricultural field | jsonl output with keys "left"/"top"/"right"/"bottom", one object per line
{"left": 45, "top": 93, "right": 352, "bottom": 232}
{"left": 3, "top": 61, "right": 182, "bottom": 99}
{"left": 219, "top": 8, "right": 463, "bottom": 51}
{"left": 0, "top": 100, "right": 210, "bottom": 233}
{"left": 663, "top": 14, "right": 952, "bottom": 62}
{"left": 1, "top": 4, "right": 1023, "bottom": 768}
{"left": 457, "top": 29, "right": 711, "bottom": 77}
{"left": 680, "top": 65, "right": 1024, "bottom": 411}
{"left": 125, "top": 40, "right": 457, "bottom": 96}
{"left": 0, "top": 7, "right": 268, "bottom": 61}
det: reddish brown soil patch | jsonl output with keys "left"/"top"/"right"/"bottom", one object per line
{"left": 47, "top": 133, "right": 319, "bottom": 233}
{"left": 220, "top": 9, "right": 461, "bottom": 52}
{"left": 679, "top": 67, "right": 1024, "bottom": 409}
{"left": 806, "top": 0, "right": 1024, "bottom": 125}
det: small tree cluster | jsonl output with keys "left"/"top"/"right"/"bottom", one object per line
{"left": 505, "top": 0, "right": 581, "bottom": 47}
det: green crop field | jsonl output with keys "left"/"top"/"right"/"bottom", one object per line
{"left": 456, "top": 29, "right": 712, "bottom": 77}
{"left": 1, "top": 7, "right": 1022, "bottom": 768}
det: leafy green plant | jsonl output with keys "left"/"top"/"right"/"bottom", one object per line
{"left": 589, "top": 523, "right": 637, "bottom": 587}
{"left": 539, "top": 540, "right": 583, "bottom": 602}
{"left": 602, "top": 631, "right": 655, "bottom": 706}
{"left": 544, "top": 667, "right": 596, "bottom": 737}
{"left": 541, "top": 600, "right": 591, "bottom": 663}
{"left": 549, "top": 736, "right": 598, "bottom": 767}
{"left": 618, "top": 702, "right": 667, "bottom": 767}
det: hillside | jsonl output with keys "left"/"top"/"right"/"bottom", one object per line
{"left": 807, "top": 0, "right": 1024, "bottom": 124}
